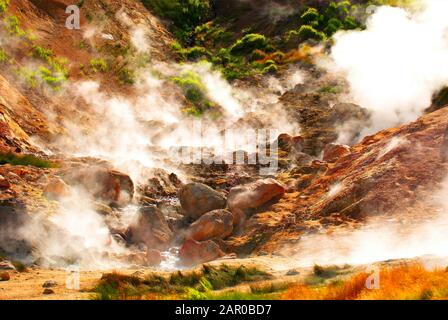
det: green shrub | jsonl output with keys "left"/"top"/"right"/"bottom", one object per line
{"left": 16, "top": 67, "right": 38, "bottom": 87}
{"left": 119, "top": 68, "right": 136, "bottom": 85}
{"left": 12, "top": 260, "right": 27, "bottom": 272}
{"left": 319, "top": 85, "right": 341, "bottom": 94}
{"left": 300, "top": 7, "right": 320, "bottom": 24}
{"left": 90, "top": 58, "right": 108, "bottom": 72}
{"left": 173, "top": 70, "right": 206, "bottom": 104}
{"left": 0, "top": 0, "right": 9, "bottom": 13}
{"left": 142, "top": 0, "right": 210, "bottom": 35}
{"left": 262, "top": 63, "right": 278, "bottom": 74}
{"left": 0, "top": 48, "right": 8, "bottom": 63}
{"left": 230, "top": 33, "right": 268, "bottom": 56}
{"left": 0, "top": 152, "right": 55, "bottom": 168}
{"left": 297, "top": 25, "right": 326, "bottom": 41}
{"left": 32, "top": 46, "right": 53, "bottom": 62}
{"left": 325, "top": 17, "right": 344, "bottom": 36}
{"left": 38, "top": 66, "right": 65, "bottom": 90}
{"left": 4, "top": 15, "right": 25, "bottom": 36}
{"left": 184, "top": 46, "right": 211, "bottom": 60}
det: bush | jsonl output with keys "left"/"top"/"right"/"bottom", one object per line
{"left": 4, "top": 15, "right": 25, "bottom": 36}
{"left": 262, "top": 63, "right": 278, "bottom": 74}
{"left": 300, "top": 7, "right": 320, "bottom": 24}
{"left": 297, "top": 25, "right": 326, "bottom": 42}
{"left": 325, "top": 17, "right": 343, "bottom": 36}
{"left": 142, "top": 0, "right": 210, "bottom": 33}
{"left": 119, "top": 68, "right": 136, "bottom": 85}
{"left": 185, "top": 46, "right": 211, "bottom": 60}
{"left": 38, "top": 66, "right": 65, "bottom": 90}
{"left": 230, "top": 33, "right": 268, "bottom": 56}
{"left": 0, "top": 0, "right": 9, "bottom": 13}
{"left": 32, "top": 46, "right": 53, "bottom": 62}
{"left": 173, "top": 70, "right": 206, "bottom": 104}
{"left": 90, "top": 58, "right": 108, "bottom": 73}
{"left": 0, "top": 48, "right": 8, "bottom": 63}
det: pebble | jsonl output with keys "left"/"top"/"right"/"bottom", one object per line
{"left": 42, "top": 280, "right": 58, "bottom": 288}
{"left": 42, "top": 288, "right": 55, "bottom": 295}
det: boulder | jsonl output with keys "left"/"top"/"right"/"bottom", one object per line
{"left": 276, "top": 134, "right": 304, "bottom": 152}
{"left": 0, "top": 272, "right": 10, "bottom": 281}
{"left": 186, "top": 209, "right": 233, "bottom": 241}
{"left": 43, "top": 177, "right": 70, "bottom": 200}
{"left": 127, "top": 252, "right": 148, "bottom": 266}
{"left": 125, "top": 206, "right": 173, "bottom": 251}
{"left": 42, "top": 288, "right": 55, "bottom": 295}
{"left": 442, "top": 126, "right": 448, "bottom": 162}
{"left": 178, "top": 239, "right": 225, "bottom": 266}
{"left": 42, "top": 280, "right": 58, "bottom": 288}
{"left": 140, "top": 168, "right": 183, "bottom": 197}
{"left": 178, "top": 183, "right": 226, "bottom": 220}
{"left": 0, "top": 260, "right": 16, "bottom": 270}
{"left": 0, "top": 175, "right": 10, "bottom": 189}
{"left": 322, "top": 143, "right": 351, "bottom": 163}
{"left": 228, "top": 178, "right": 285, "bottom": 227}
{"left": 62, "top": 166, "right": 134, "bottom": 206}
{"left": 294, "top": 152, "right": 313, "bottom": 166}
{"left": 146, "top": 249, "right": 162, "bottom": 267}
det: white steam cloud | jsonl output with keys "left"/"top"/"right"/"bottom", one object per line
{"left": 329, "top": 0, "right": 448, "bottom": 131}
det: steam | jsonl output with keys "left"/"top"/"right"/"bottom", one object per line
{"left": 282, "top": 174, "right": 448, "bottom": 268}
{"left": 130, "top": 25, "right": 151, "bottom": 53}
{"left": 329, "top": 0, "right": 448, "bottom": 132}
{"left": 18, "top": 188, "right": 132, "bottom": 269}
{"left": 262, "top": 2, "right": 298, "bottom": 24}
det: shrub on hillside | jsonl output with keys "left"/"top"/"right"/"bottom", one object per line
{"left": 229, "top": 33, "right": 268, "bottom": 56}
{"left": 297, "top": 25, "right": 326, "bottom": 42}
{"left": 300, "top": 7, "right": 320, "bottom": 25}
{"left": 0, "top": 48, "right": 8, "bottom": 63}
{"left": 0, "top": 0, "right": 9, "bottom": 13}
{"left": 0, "top": 152, "right": 55, "bottom": 168}
{"left": 142, "top": 0, "right": 210, "bottom": 34}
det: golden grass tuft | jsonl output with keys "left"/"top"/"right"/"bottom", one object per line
{"left": 283, "top": 264, "right": 448, "bottom": 300}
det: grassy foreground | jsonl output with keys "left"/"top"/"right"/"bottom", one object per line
{"left": 90, "top": 263, "right": 448, "bottom": 300}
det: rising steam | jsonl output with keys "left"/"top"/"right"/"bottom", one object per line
{"left": 329, "top": 0, "right": 448, "bottom": 131}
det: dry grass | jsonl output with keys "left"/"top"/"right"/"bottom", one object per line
{"left": 282, "top": 264, "right": 448, "bottom": 300}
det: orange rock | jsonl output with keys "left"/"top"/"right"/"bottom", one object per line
{"left": 62, "top": 166, "right": 134, "bottom": 206}
{"left": 43, "top": 177, "right": 70, "bottom": 199}
{"left": 322, "top": 143, "right": 351, "bottom": 163}
{"left": 186, "top": 209, "right": 233, "bottom": 241}
{"left": 0, "top": 272, "right": 10, "bottom": 281}
{"left": 276, "top": 133, "right": 304, "bottom": 152}
{"left": 146, "top": 249, "right": 162, "bottom": 267}
{"left": 228, "top": 178, "right": 285, "bottom": 227}
{"left": 125, "top": 206, "right": 173, "bottom": 251}
{"left": 178, "top": 183, "right": 226, "bottom": 220}
{"left": 0, "top": 175, "right": 10, "bottom": 189}
{"left": 179, "top": 239, "right": 225, "bottom": 267}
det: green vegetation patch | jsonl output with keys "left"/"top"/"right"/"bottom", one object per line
{"left": 0, "top": 152, "right": 56, "bottom": 168}
{"left": 0, "top": 0, "right": 9, "bottom": 13}
{"left": 172, "top": 69, "right": 216, "bottom": 116}
{"left": 141, "top": 0, "right": 211, "bottom": 41}
{"left": 0, "top": 48, "right": 8, "bottom": 63}
{"left": 92, "top": 264, "right": 272, "bottom": 300}
{"left": 90, "top": 58, "right": 109, "bottom": 73}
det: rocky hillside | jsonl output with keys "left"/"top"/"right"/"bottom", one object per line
{"left": 1, "top": 0, "right": 448, "bottom": 275}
